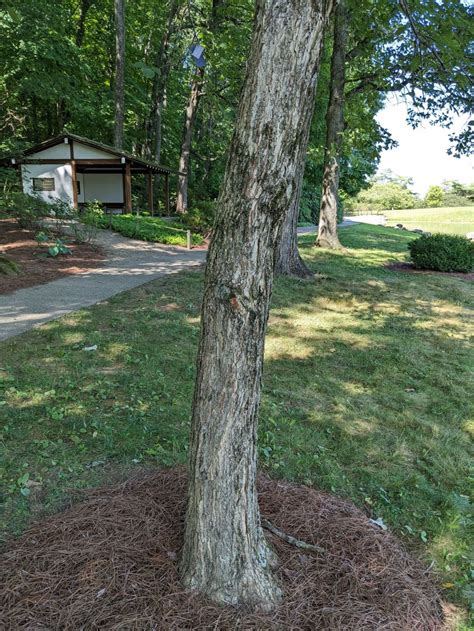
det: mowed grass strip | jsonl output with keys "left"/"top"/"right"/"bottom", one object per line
{"left": 0, "top": 225, "right": 472, "bottom": 618}
{"left": 384, "top": 206, "right": 474, "bottom": 236}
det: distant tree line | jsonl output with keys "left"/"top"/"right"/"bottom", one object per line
{"left": 345, "top": 171, "right": 474, "bottom": 212}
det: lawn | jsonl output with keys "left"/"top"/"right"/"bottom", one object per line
{"left": 93, "top": 214, "right": 205, "bottom": 246}
{"left": 0, "top": 224, "right": 472, "bottom": 622}
{"left": 384, "top": 206, "right": 474, "bottom": 236}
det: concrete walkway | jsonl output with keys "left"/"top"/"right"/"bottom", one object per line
{"left": 297, "top": 214, "right": 385, "bottom": 235}
{"left": 0, "top": 228, "right": 206, "bottom": 342}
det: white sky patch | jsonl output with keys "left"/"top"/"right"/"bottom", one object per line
{"left": 376, "top": 98, "right": 473, "bottom": 197}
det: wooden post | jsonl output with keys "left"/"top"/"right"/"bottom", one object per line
{"left": 147, "top": 171, "right": 154, "bottom": 215}
{"left": 71, "top": 160, "right": 78, "bottom": 209}
{"left": 124, "top": 161, "right": 132, "bottom": 213}
{"left": 164, "top": 172, "right": 170, "bottom": 216}
{"left": 186, "top": 230, "right": 192, "bottom": 250}
{"left": 70, "top": 139, "right": 78, "bottom": 210}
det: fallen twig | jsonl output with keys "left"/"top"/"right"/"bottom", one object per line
{"left": 262, "top": 518, "right": 325, "bottom": 554}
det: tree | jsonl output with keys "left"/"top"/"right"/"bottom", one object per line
{"left": 114, "top": 0, "right": 125, "bottom": 148}
{"left": 424, "top": 185, "right": 444, "bottom": 208}
{"left": 316, "top": 0, "right": 347, "bottom": 249}
{"left": 346, "top": 173, "right": 420, "bottom": 211}
{"left": 313, "top": 0, "right": 474, "bottom": 249}
{"left": 176, "top": 0, "right": 225, "bottom": 214}
{"left": 181, "top": 0, "right": 332, "bottom": 609}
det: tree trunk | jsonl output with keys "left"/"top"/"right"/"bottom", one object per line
{"left": 274, "top": 160, "right": 313, "bottom": 278}
{"left": 144, "top": 0, "right": 179, "bottom": 163}
{"left": 181, "top": 0, "right": 331, "bottom": 610}
{"left": 175, "top": 70, "right": 203, "bottom": 213}
{"left": 316, "top": 0, "right": 348, "bottom": 249}
{"left": 175, "top": 0, "right": 224, "bottom": 213}
{"left": 114, "top": 0, "right": 125, "bottom": 149}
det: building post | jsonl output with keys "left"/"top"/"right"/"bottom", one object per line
{"left": 164, "top": 172, "right": 170, "bottom": 216}
{"left": 124, "top": 161, "right": 132, "bottom": 213}
{"left": 147, "top": 170, "right": 154, "bottom": 215}
{"left": 71, "top": 160, "right": 78, "bottom": 209}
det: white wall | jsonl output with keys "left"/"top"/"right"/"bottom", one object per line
{"left": 30, "top": 142, "right": 70, "bottom": 159}
{"left": 21, "top": 164, "right": 73, "bottom": 205}
{"left": 83, "top": 173, "right": 123, "bottom": 203}
{"left": 73, "top": 142, "right": 116, "bottom": 160}
{"left": 30, "top": 140, "right": 117, "bottom": 160}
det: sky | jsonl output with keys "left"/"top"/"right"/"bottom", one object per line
{"left": 375, "top": 99, "right": 473, "bottom": 197}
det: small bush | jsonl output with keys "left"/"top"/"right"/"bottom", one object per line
{"left": 0, "top": 191, "right": 50, "bottom": 229}
{"left": 409, "top": 233, "right": 474, "bottom": 273}
{"left": 184, "top": 201, "right": 216, "bottom": 234}
{"left": 72, "top": 200, "right": 104, "bottom": 244}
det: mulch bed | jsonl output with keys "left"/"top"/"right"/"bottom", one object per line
{"left": 0, "top": 219, "right": 105, "bottom": 295}
{"left": 387, "top": 261, "right": 474, "bottom": 281}
{"left": 1, "top": 467, "right": 444, "bottom": 630}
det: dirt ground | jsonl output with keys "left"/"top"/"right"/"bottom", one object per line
{"left": 0, "top": 219, "right": 105, "bottom": 295}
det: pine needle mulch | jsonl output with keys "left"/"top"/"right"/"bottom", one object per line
{"left": 0, "top": 468, "right": 444, "bottom": 630}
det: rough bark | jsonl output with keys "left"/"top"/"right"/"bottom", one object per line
{"left": 114, "top": 0, "right": 125, "bottom": 149}
{"left": 274, "top": 160, "right": 313, "bottom": 278}
{"left": 316, "top": 0, "right": 348, "bottom": 249}
{"left": 175, "top": 68, "right": 203, "bottom": 213}
{"left": 181, "top": 0, "right": 331, "bottom": 610}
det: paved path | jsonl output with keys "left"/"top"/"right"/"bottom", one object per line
{"left": 297, "top": 215, "right": 387, "bottom": 235}
{"left": 0, "top": 228, "right": 206, "bottom": 342}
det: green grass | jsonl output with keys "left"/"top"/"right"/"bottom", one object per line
{"left": 1, "top": 224, "right": 472, "bottom": 622}
{"left": 384, "top": 206, "right": 474, "bottom": 236}
{"left": 94, "top": 214, "right": 204, "bottom": 246}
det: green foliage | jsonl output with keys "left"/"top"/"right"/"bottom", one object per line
{"left": 69, "top": 200, "right": 105, "bottom": 244}
{"left": 424, "top": 185, "right": 445, "bottom": 208}
{"left": 182, "top": 201, "right": 216, "bottom": 233}
{"left": 90, "top": 214, "right": 204, "bottom": 247}
{"left": 47, "top": 239, "right": 72, "bottom": 257}
{"left": 0, "top": 191, "right": 50, "bottom": 228}
{"left": 441, "top": 181, "right": 474, "bottom": 208}
{"left": 347, "top": 179, "right": 420, "bottom": 213}
{"left": 409, "top": 234, "right": 474, "bottom": 273}
{"left": 0, "top": 255, "right": 20, "bottom": 275}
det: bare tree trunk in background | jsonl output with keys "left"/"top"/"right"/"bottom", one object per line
{"left": 175, "top": 0, "right": 224, "bottom": 213}
{"left": 274, "top": 156, "right": 313, "bottom": 277}
{"left": 114, "top": 0, "right": 125, "bottom": 149}
{"left": 316, "top": 0, "right": 348, "bottom": 249}
{"left": 144, "top": 0, "right": 180, "bottom": 163}
{"left": 175, "top": 69, "right": 203, "bottom": 213}
{"left": 181, "top": 0, "right": 331, "bottom": 610}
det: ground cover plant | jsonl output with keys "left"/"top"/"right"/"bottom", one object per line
{"left": 92, "top": 214, "right": 204, "bottom": 247}
{"left": 384, "top": 207, "right": 474, "bottom": 236}
{"left": 0, "top": 225, "right": 472, "bottom": 623}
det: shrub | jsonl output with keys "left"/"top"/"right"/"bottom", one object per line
{"left": 71, "top": 200, "right": 104, "bottom": 244}
{"left": 409, "top": 233, "right": 474, "bottom": 273}
{"left": 0, "top": 191, "right": 49, "bottom": 229}
{"left": 183, "top": 201, "right": 216, "bottom": 234}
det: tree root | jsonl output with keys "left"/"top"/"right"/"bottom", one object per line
{"left": 262, "top": 518, "right": 325, "bottom": 554}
